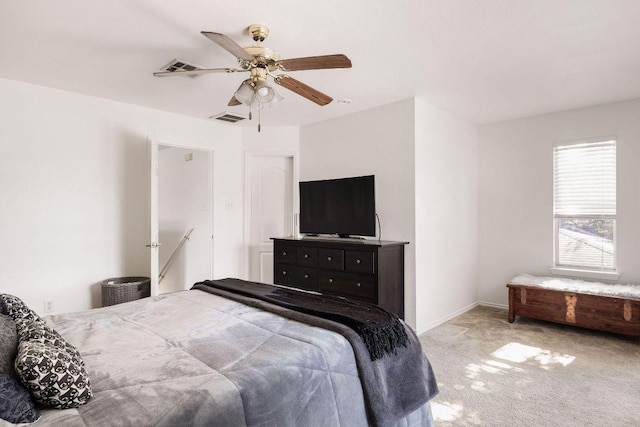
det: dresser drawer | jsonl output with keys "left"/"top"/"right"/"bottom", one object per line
{"left": 274, "top": 264, "right": 319, "bottom": 290}
{"left": 296, "top": 247, "right": 318, "bottom": 267}
{"left": 318, "top": 248, "right": 344, "bottom": 270}
{"left": 295, "top": 267, "right": 319, "bottom": 291}
{"left": 274, "top": 263, "right": 296, "bottom": 284}
{"left": 345, "top": 250, "right": 375, "bottom": 274}
{"left": 275, "top": 245, "right": 297, "bottom": 264}
{"left": 319, "top": 271, "right": 375, "bottom": 301}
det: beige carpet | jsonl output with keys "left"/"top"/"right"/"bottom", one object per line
{"left": 418, "top": 306, "right": 640, "bottom": 426}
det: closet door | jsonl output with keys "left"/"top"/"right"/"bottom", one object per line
{"left": 245, "top": 154, "right": 296, "bottom": 283}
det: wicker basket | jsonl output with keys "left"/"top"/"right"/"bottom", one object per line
{"left": 101, "top": 276, "right": 151, "bottom": 307}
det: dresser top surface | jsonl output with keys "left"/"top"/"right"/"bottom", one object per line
{"left": 272, "top": 236, "right": 409, "bottom": 248}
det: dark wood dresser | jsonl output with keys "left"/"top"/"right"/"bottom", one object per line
{"left": 272, "top": 237, "right": 408, "bottom": 319}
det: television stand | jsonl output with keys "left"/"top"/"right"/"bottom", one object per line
{"left": 271, "top": 237, "right": 408, "bottom": 318}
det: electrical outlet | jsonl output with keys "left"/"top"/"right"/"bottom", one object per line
{"left": 44, "top": 299, "right": 55, "bottom": 314}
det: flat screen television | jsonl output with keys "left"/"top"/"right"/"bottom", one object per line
{"left": 299, "top": 175, "right": 376, "bottom": 237}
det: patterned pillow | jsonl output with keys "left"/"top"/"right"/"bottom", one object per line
{"left": 0, "top": 294, "right": 40, "bottom": 322}
{"left": 0, "top": 315, "right": 39, "bottom": 424}
{"left": 14, "top": 340, "right": 92, "bottom": 409}
{"left": 0, "top": 374, "right": 39, "bottom": 424}
{"left": 15, "top": 318, "right": 85, "bottom": 367}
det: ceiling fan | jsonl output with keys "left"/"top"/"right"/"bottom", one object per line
{"left": 154, "top": 24, "right": 352, "bottom": 130}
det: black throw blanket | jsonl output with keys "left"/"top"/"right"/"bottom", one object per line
{"left": 193, "top": 278, "right": 407, "bottom": 361}
{"left": 192, "top": 278, "right": 438, "bottom": 427}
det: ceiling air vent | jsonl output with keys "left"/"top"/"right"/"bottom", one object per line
{"left": 159, "top": 59, "right": 203, "bottom": 78}
{"left": 210, "top": 112, "right": 248, "bottom": 123}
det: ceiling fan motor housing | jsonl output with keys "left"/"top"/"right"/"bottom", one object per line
{"left": 243, "top": 46, "right": 280, "bottom": 70}
{"left": 248, "top": 24, "right": 269, "bottom": 42}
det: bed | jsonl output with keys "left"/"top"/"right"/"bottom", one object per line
{"left": 3, "top": 279, "right": 437, "bottom": 426}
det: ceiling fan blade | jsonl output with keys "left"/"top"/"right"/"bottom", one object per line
{"left": 279, "top": 54, "right": 352, "bottom": 71}
{"left": 275, "top": 75, "right": 333, "bottom": 106}
{"left": 153, "top": 68, "right": 240, "bottom": 77}
{"left": 201, "top": 31, "right": 254, "bottom": 61}
{"left": 228, "top": 95, "right": 242, "bottom": 106}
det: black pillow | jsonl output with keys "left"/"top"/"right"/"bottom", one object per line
{"left": 0, "top": 315, "right": 38, "bottom": 424}
{"left": 0, "top": 375, "right": 40, "bottom": 424}
{"left": 0, "top": 315, "right": 18, "bottom": 376}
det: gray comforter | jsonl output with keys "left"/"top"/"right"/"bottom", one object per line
{"left": 34, "top": 290, "right": 434, "bottom": 426}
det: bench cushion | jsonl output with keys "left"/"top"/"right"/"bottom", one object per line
{"left": 509, "top": 274, "right": 640, "bottom": 300}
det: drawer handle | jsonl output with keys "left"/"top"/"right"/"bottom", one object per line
{"left": 304, "top": 254, "right": 309, "bottom": 258}
{"left": 356, "top": 259, "right": 361, "bottom": 264}
{"left": 327, "top": 256, "right": 332, "bottom": 261}
{"left": 304, "top": 274, "right": 309, "bottom": 279}
{"left": 328, "top": 278, "right": 333, "bottom": 284}
{"left": 282, "top": 271, "right": 287, "bottom": 275}
{"left": 356, "top": 282, "right": 362, "bottom": 287}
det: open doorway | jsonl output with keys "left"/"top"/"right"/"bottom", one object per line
{"left": 157, "top": 145, "right": 213, "bottom": 294}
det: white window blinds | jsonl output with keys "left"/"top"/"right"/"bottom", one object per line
{"left": 553, "top": 139, "right": 616, "bottom": 218}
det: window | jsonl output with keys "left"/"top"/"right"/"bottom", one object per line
{"left": 553, "top": 138, "right": 616, "bottom": 272}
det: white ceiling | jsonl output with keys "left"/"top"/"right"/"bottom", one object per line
{"left": 2, "top": 0, "right": 640, "bottom": 127}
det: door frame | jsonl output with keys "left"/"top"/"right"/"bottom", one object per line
{"left": 149, "top": 138, "right": 215, "bottom": 296}
{"left": 242, "top": 151, "right": 298, "bottom": 281}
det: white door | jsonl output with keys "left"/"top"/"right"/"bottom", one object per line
{"left": 148, "top": 140, "right": 160, "bottom": 296}
{"left": 245, "top": 154, "right": 296, "bottom": 283}
{"left": 149, "top": 141, "right": 214, "bottom": 296}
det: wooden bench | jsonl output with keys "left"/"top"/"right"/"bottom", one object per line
{"left": 507, "top": 275, "right": 640, "bottom": 336}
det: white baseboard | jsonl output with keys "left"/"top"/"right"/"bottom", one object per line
{"left": 477, "top": 301, "right": 508, "bottom": 310}
{"left": 416, "top": 301, "right": 509, "bottom": 336}
{"left": 417, "top": 302, "right": 479, "bottom": 336}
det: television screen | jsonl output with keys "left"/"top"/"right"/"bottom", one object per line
{"left": 299, "top": 175, "right": 376, "bottom": 237}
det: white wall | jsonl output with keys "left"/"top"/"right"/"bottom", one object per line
{"left": 414, "top": 98, "right": 479, "bottom": 332}
{"left": 300, "top": 99, "right": 418, "bottom": 326}
{"left": 300, "top": 99, "right": 479, "bottom": 332}
{"left": 242, "top": 126, "right": 300, "bottom": 153}
{"left": 0, "top": 77, "right": 244, "bottom": 315}
{"left": 478, "top": 98, "right": 640, "bottom": 305}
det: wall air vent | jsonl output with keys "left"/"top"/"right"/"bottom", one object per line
{"left": 159, "top": 59, "right": 203, "bottom": 78}
{"left": 210, "top": 112, "right": 248, "bottom": 123}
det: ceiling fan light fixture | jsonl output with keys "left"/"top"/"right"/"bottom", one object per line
{"left": 261, "top": 88, "right": 283, "bottom": 108}
{"left": 234, "top": 80, "right": 254, "bottom": 106}
{"left": 254, "top": 80, "right": 275, "bottom": 103}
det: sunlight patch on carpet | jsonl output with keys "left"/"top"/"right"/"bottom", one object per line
{"left": 492, "top": 342, "right": 576, "bottom": 367}
{"left": 431, "top": 401, "right": 463, "bottom": 422}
